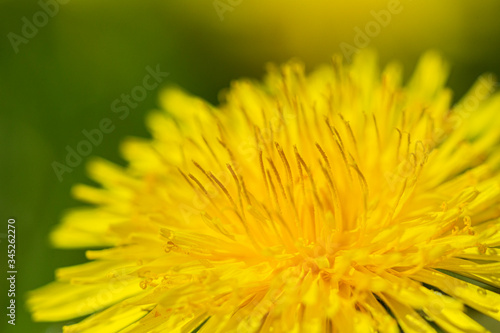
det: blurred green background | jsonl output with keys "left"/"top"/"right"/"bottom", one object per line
{"left": 1, "top": 1, "right": 500, "bottom": 332}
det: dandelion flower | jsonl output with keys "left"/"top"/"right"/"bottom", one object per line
{"left": 29, "top": 51, "right": 500, "bottom": 332}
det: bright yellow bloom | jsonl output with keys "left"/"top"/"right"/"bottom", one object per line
{"left": 30, "top": 51, "right": 500, "bottom": 332}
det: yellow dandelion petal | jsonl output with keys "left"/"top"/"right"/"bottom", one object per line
{"left": 29, "top": 51, "right": 500, "bottom": 332}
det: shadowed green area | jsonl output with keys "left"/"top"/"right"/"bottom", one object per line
{"left": 0, "top": 1, "right": 500, "bottom": 332}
